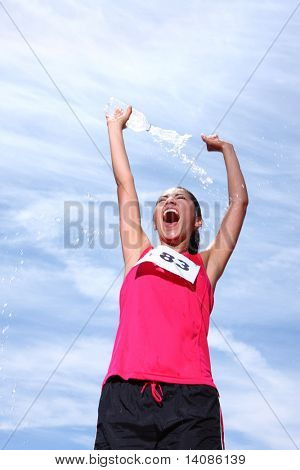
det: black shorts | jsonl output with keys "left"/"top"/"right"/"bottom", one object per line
{"left": 94, "top": 375, "right": 225, "bottom": 450}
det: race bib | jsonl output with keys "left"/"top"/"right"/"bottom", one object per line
{"left": 134, "top": 245, "right": 200, "bottom": 284}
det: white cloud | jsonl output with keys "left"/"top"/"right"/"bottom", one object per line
{"left": 0, "top": 335, "right": 113, "bottom": 431}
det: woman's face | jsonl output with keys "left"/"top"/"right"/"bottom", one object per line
{"left": 153, "top": 187, "right": 201, "bottom": 247}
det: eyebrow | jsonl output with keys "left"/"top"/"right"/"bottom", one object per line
{"left": 159, "top": 192, "right": 186, "bottom": 198}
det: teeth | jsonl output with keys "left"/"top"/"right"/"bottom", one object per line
{"left": 163, "top": 209, "right": 179, "bottom": 216}
{"left": 163, "top": 208, "right": 180, "bottom": 223}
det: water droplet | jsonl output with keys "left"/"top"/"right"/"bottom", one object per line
{"left": 148, "top": 126, "right": 213, "bottom": 186}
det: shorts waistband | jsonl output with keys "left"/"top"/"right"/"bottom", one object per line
{"left": 106, "top": 375, "right": 219, "bottom": 405}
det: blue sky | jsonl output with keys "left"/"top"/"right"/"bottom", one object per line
{"left": 0, "top": 0, "right": 299, "bottom": 450}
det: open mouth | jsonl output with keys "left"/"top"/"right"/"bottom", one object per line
{"left": 162, "top": 208, "right": 180, "bottom": 226}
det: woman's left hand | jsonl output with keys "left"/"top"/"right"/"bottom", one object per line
{"left": 201, "top": 133, "right": 232, "bottom": 153}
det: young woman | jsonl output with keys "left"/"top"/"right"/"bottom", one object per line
{"left": 94, "top": 106, "right": 249, "bottom": 450}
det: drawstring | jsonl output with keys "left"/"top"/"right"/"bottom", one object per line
{"left": 140, "top": 381, "right": 163, "bottom": 405}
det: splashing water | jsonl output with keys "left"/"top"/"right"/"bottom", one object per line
{"left": 105, "top": 98, "right": 213, "bottom": 187}
{"left": 149, "top": 126, "right": 191, "bottom": 156}
{"left": 148, "top": 126, "right": 213, "bottom": 187}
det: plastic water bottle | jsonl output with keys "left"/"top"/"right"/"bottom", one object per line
{"left": 104, "top": 97, "right": 151, "bottom": 132}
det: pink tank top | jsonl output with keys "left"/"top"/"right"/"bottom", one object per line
{"left": 101, "top": 244, "right": 217, "bottom": 400}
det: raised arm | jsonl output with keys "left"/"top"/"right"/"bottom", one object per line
{"left": 106, "top": 106, "right": 151, "bottom": 277}
{"left": 200, "top": 133, "right": 249, "bottom": 291}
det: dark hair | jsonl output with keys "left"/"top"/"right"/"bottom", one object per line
{"left": 177, "top": 186, "right": 202, "bottom": 254}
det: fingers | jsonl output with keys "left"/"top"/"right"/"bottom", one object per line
{"left": 201, "top": 133, "right": 221, "bottom": 152}
{"left": 114, "top": 105, "right": 132, "bottom": 118}
{"left": 114, "top": 107, "right": 123, "bottom": 117}
{"left": 125, "top": 105, "right": 133, "bottom": 116}
{"left": 201, "top": 133, "right": 218, "bottom": 139}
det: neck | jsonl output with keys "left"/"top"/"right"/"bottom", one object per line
{"left": 159, "top": 240, "right": 189, "bottom": 253}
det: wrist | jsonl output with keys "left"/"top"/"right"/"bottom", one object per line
{"left": 221, "top": 142, "right": 233, "bottom": 153}
{"left": 107, "top": 122, "right": 123, "bottom": 134}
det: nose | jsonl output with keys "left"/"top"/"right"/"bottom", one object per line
{"left": 165, "top": 195, "right": 176, "bottom": 204}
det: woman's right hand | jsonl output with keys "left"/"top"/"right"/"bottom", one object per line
{"left": 105, "top": 105, "right": 132, "bottom": 131}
